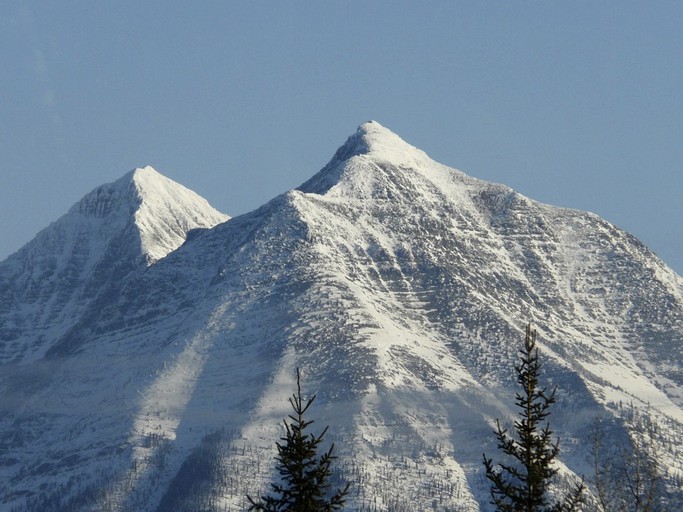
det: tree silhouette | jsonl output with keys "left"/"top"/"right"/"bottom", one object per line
{"left": 248, "top": 368, "right": 349, "bottom": 511}
{"left": 483, "top": 324, "right": 584, "bottom": 512}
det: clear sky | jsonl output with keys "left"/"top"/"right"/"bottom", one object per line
{"left": 1, "top": 2, "right": 682, "bottom": 274}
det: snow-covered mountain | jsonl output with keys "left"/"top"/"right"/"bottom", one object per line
{"left": 0, "top": 165, "right": 228, "bottom": 364}
{"left": 1, "top": 123, "right": 682, "bottom": 511}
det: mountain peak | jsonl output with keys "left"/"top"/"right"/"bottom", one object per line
{"left": 345, "top": 120, "right": 391, "bottom": 153}
{"left": 341, "top": 120, "right": 429, "bottom": 162}
{"left": 298, "top": 121, "right": 433, "bottom": 195}
{"left": 67, "top": 166, "right": 164, "bottom": 218}
{"left": 129, "top": 164, "right": 163, "bottom": 184}
{"left": 356, "top": 119, "right": 405, "bottom": 143}
{"left": 68, "top": 167, "right": 229, "bottom": 260}
{"left": 125, "top": 166, "right": 230, "bottom": 263}
{"left": 128, "top": 165, "right": 189, "bottom": 205}
{"left": 0, "top": 166, "right": 228, "bottom": 363}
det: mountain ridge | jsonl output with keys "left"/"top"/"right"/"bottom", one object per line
{"left": 1, "top": 124, "right": 682, "bottom": 511}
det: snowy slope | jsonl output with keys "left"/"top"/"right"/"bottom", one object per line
{"left": 0, "top": 166, "right": 228, "bottom": 364}
{"left": 1, "top": 124, "right": 682, "bottom": 512}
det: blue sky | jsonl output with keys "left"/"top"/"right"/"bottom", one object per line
{"left": 2, "top": 2, "right": 682, "bottom": 273}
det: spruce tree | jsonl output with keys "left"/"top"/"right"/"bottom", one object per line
{"left": 248, "top": 368, "right": 349, "bottom": 512}
{"left": 483, "top": 324, "right": 584, "bottom": 512}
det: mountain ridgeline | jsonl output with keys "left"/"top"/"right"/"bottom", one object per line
{"left": 1, "top": 122, "right": 682, "bottom": 511}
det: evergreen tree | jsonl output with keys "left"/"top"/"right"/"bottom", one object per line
{"left": 248, "top": 368, "right": 349, "bottom": 512}
{"left": 483, "top": 324, "right": 584, "bottom": 512}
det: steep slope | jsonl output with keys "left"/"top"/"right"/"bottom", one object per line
{"left": 1, "top": 124, "right": 682, "bottom": 512}
{"left": 0, "top": 166, "right": 228, "bottom": 364}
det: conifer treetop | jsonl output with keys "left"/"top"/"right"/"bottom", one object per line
{"left": 483, "top": 324, "right": 584, "bottom": 512}
{"left": 248, "top": 368, "right": 349, "bottom": 512}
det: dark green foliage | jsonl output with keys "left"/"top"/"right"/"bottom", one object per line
{"left": 483, "top": 324, "right": 584, "bottom": 512}
{"left": 248, "top": 369, "right": 349, "bottom": 511}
